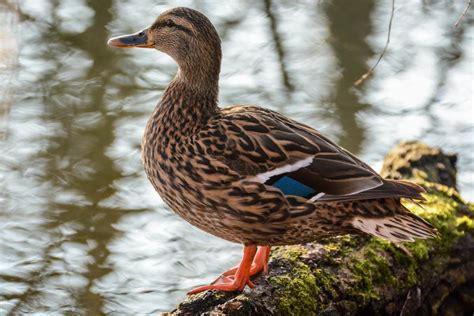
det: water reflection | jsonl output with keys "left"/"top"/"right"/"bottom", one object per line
{"left": 0, "top": 0, "right": 472, "bottom": 314}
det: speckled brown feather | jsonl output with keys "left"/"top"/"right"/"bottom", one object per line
{"left": 137, "top": 7, "right": 436, "bottom": 246}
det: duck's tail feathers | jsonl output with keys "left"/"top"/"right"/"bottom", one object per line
{"left": 351, "top": 210, "right": 437, "bottom": 243}
{"left": 391, "top": 179, "right": 426, "bottom": 200}
{"left": 318, "top": 179, "right": 426, "bottom": 202}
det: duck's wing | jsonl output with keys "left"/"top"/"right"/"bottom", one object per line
{"left": 215, "top": 105, "right": 424, "bottom": 202}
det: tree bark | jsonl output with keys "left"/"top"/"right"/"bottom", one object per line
{"left": 165, "top": 141, "right": 474, "bottom": 316}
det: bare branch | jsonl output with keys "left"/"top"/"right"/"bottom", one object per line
{"left": 455, "top": 0, "right": 471, "bottom": 27}
{"left": 354, "top": 0, "right": 395, "bottom": 86}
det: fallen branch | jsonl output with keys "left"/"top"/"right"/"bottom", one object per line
{"left": 165, "top": 141, "right": 473, "bottom": 315}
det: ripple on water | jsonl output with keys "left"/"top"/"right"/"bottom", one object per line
{"left": 0, "top": 0, "right": 472, "bottom": 314}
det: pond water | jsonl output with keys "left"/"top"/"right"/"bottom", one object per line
{"left": 0, "top": 0, "right": 472, "bottom": 314}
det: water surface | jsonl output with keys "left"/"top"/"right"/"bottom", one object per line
{"left": 0, "top": 0, "right": 472, "bottom": 314}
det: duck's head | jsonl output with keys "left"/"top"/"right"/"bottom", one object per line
{"left": 108, "top": 7, "right": 221, "bottom": 85}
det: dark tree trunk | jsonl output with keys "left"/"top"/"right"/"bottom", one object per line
{"left": 165, "top": 142, "right": 474, "bottom": 316}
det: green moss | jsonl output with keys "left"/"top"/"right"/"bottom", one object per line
{"left": 318, "top": 235, "right": 363, "bottom": 266}
{"left": 271, "top": 245, "right": 307, "bottom": 263}
{"left": 347, "top": 248, "right": 398, "bottom": 302}
{"left": 323, "top": 243, "right": 341, "bottom": 253}
{"left": 314, "top": 268, "right": 337, "bottom": 288}
{"left": 404, "top": 183, "right": 474, "bottom": 258}
{"left": 270, "top": 270, "right": 317, "bottom": 314}
{"left": 405, "top": 264, "right": 418, "bottom": 287}
{"left": 269, "top": 244, "right": 341, "bottom": 315}
{"left": 456, "top": 215, "right": 474, "bottom": 230}
{"left": 269, "top": 261, "right": 335, "bottom": 315}
{"left": 323, "top": 235, "right": 360, "bottom": 253}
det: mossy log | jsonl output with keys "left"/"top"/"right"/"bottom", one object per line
{"left": 165, "top": 142, "right": 474, "bottom": 316}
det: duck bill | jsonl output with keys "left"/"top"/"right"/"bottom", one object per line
{"left": 107, "top": 28, "right": 153, "bottom": 48}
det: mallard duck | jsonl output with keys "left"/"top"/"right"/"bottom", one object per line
{"left": 107, "top": 7, "right": 436, "bottom": 294}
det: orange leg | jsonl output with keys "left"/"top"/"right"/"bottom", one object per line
{"left": 188, "top": 245, "right": 259, "bottom": 295}
{"left": 211, "top": 246, "right": 271, "bottom": 284}
{"left": 254, "top": 245, "right": 271, "bottom": 274}
{"left": 201, "top": 246, "right": 271, "bottom": 290}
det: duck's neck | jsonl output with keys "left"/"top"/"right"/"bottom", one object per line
{"left": 147, "top": 66, "right": 219, "bottom": 143}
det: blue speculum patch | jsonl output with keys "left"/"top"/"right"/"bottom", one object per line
{"left": 271, "top": 176, "right": 316, "bottom": 198}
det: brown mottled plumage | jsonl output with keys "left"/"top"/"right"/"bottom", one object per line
{"left": 108, "top": 7, "right": 436, "bottom": 293}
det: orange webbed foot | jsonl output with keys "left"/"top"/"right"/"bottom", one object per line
{"left": 188, "top": 245, "right": 271, "bottom": 295}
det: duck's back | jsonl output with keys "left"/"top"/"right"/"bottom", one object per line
{"left": 142, "top": 103, "right": 435, "bottom": 245}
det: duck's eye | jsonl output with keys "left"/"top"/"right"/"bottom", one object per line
{"left": 138, "top": 31, "right": 145, "bottom": 37}
{"left": 165, "top": 19, "right": 175, "bottom": 27}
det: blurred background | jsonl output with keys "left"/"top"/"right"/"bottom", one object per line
{"left": 0, "top": 0, "right": 472, "bottom": 314}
